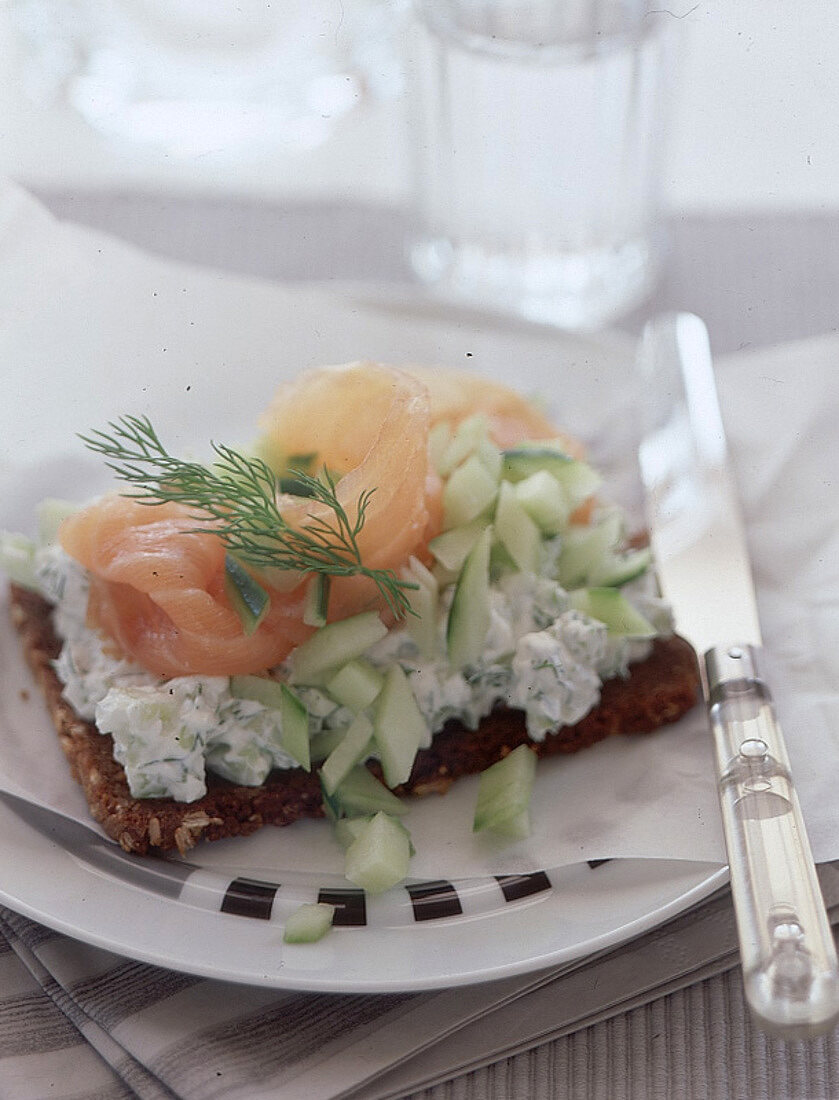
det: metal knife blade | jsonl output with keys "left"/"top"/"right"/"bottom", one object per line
{"left": 637, "top": 312, "right": 839, "bottom": 1039}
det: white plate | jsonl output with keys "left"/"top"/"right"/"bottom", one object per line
{"left": 0, "top": 233, "right": 726, "bottom": 990}
{"left": 0, "top": 439, "right": 725, "bottom": 993}
{"left": 0, "top": 789, "right": 726, "bottom": 991}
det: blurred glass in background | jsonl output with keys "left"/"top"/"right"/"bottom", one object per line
{"left": 406, "top": 0, "right": 679, "bottom": 330}
{"left": 9, "top": 0, "right": 401, "bottom": 157}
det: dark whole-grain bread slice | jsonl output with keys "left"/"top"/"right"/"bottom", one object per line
{"left": 8, "top": 584, "right": 700, "bottom": 855}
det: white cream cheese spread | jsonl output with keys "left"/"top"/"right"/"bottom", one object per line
{"left": 31, "top": 537, "right": 672, "bottom": 804}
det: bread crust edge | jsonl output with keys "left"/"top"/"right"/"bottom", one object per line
{"left": 8, "top": 583, "right": 700, "bottom": 855}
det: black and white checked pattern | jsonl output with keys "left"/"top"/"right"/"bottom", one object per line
{"left": 2, "top": 791, "right": 612, "bottom": 932}
{"left": 172, "top": 864, "right": 568, "bottom": 928}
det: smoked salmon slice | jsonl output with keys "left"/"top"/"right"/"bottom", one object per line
{"left": 402, "top": 364, "right": 584, "bottom": 455}
{"left": 60, "top": 496, "right": 314, "bottom": 677}
{"left": 61, "top": 363, "right": 441, "bottom": 677}
{"left": 60, "top": 361, "right": 587, "bottom": 678}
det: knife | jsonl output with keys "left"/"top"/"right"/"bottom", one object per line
{"left": 637, "top": 312, "right": 839, "bottom": 1039}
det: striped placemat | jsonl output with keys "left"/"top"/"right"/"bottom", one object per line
{"left": 4, "top": 864, "right": 838, "bottom": 1100}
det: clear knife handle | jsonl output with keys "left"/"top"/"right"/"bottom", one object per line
{"left": 705, "top": 644, "right": 839, "bottom": 1038}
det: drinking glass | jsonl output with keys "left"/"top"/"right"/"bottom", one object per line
{"left": 10, "top": 0, "right": 397, "bottom": 156}
{"left": 406, "top": 0, "right": 678, "bottom": 330}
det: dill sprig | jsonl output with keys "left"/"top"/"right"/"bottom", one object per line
{"left": 79, "top": 415, "right": 417, "bottom": 619}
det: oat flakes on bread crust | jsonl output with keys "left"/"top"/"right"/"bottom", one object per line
{"left": 9, "top": 584, "right": 700, "bottom": 855}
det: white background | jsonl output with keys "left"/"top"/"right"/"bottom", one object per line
{"left": 0, "top": 0, "right": 836, "bottom": 212}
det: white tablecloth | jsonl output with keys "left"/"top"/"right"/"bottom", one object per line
{"left": 2, "top": 190, "right": 839, "bottom": 1099}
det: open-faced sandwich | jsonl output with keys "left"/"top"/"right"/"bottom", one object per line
{"left": 3, "top": 361, "right": 698, "bottom": 914}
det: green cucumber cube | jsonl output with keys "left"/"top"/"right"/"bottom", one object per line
{"left": 503, "top": 446, "right": 601, "bottom": 509}
{"left": 428, "top": 421, "right": 453, "bottom": 474}
{"left": 428, "top": 518, "right": 487, "bottom": 573}
{"left": 302, "top": 574, "right": 330, "bottom": 627}
{"left": 442, "top": 453, "right": 499, "bottom": 529}
{"left": 493, "top": 481, "right": 541, "bottom": 574}
{"left": 224, "top": 554, "right": 270, "bottom": 635}
{"left": 283, "top": 902, "right": 335, "bottom": 944}
{"left": 437, "top": 414, "right": 490, "bottom": 477}
{"left": 556, "top": 512, "right": 623, "bottom": 589}
{"left": 374, "top": 664, "right": 429, "bottom": 787}
{"left": 229, "top": 674, "right": 285, "bottom": 708}
{"left": 310, "top": 727, "right": 347, "bottom": 763}
{"left": 320, "top": 712, "right": 374, "bottom": 795}
{"left": 513, "top": 470, "right": 570, "bottom": 535}
{"left": 502, "top": 443, "right": 575, "bottom": 482}
{"left": 279, "top": 684, "right": 311, "bottom": 770}
{"left": 328, "top": 765, "right": 407, "bottom": 817}
{"left": 0, "top": 532, "right": 37, "bottom": 589}
{"left": 431, "top": 560, "right": 460, "bottom": 591}
{"left": 473, "top": 744, "right": 537, "bottom": 838}
{"left": 489, "top": 806, "right": 532, "bottom": 841}
{"left": 553, "top": 460, "right": 601, "bottom": 511}
{"left": 230, "top": 674, "right": 311, "bottom": 769}
{"left": 326, "top": 659, "right": 384, "bottom": 712}
{"left": 289, "top": 612, "right": 388, "bottom": 683}
{"left": 447, "top": 526, "right": 492, "bottom": 669}
{"left": 403, "top": 556, "right": 440, "bottom": 659}
{"left": 589, "top": 546, "right": 652, "bottom": 587}
{"left": 333, "top": 815, "right": 373, "bottom": 849}
{"left": 344, "top": 811, "right": 412, "bottom": 895}
{"left": 36, "top": 498, "right": 78, "bottom": 545}
{"left": 571, "top": 587, "right": 657, "bottom": 637}
{"left": 474, "top": 438, "right": 503, "bottom": 480}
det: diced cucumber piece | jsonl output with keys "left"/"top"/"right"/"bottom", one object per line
{"left": 310, "top": 727, "right": 347, "bottom": 763}
{"left": 403, "top": 556, "right": 439, "bottom": 659}
{"left": 474, "top": 438, "right": 503, "bottom": 481}
{"left": 224, "top": 554, "right": 270, "bottom": 635}
{"left": 283, "top": 902, "right": 335, "bottom": 944}
{"left": 437, "top": 414, "right": 490, "bottom": 477}
{"left": 570, "top": 587, "right": 657, "bottom": 637}
{"left": 428, "top": 421, "right": 453, "bottom": 474}
{"left": 327, "top": 765, "right": 407, "bottom": 817}
{"left": 319, "top": 775, "right": 341, "bottom": 821}
{"left": 590, "top": 546, "right": 652, "bottom": 587}
{"left": 326, "top": 659, "right": 384, "bottom": 712}
{"left": 493, "top": 481, "right": 541, "bottom": 575}
{"left": 320, "top": 712, "right": 374, "bottom": 795}
{"left": 333, "top": 814, "right": 373, "bottom": 849}
{"left": 344, "top": 811, "right": 412, "bottom": 895}
{"left": 442, "top": 453, "right": 499, "bottom": 529}
{"left": 431, "top": 560, "right": 460, "bottom": 591}
{"left": 335, "top": 814, "right": 416, "bottom": 856}
{"left": 229, "top": 674, "right": 285, "bottom": 708}
{"left": 289, "top": 612, "right": 388, "bottom": 683}
{"left": 556, "top": 512, "right": 623, "bottom": 589}
{"left": 473, "top": 744, "right": 537, "bottom": 838}
{"left": 36, "top": 498, "right": 78, "bottom": 545}
{"left": 374, "top": 664, "right": 429, "bottom": 787}
{"left": 277, "top": 476, "right": 317, "bottom": 497}
{"left": 428, "top": 518, "right": 487, "bottom": 573}
{"left": 503, "top": 446, "right": 601, "bottom": 509}
{"left": 405, "top": 553, "right": 437, "bottom": 589}
{"left": 513, "top": 470, "right": 570, "bottom": 535}
{"left": 0, "top": 532, "right": 37, "bottom": 589}
{"left": 554, "top": 460, "right": 601, "bottom": 511}
{"left": 489, "top": 539, "right": 518, "bottom": 580}
{"left": 302, "top": 574, "right": 330, "bottom": 627}
{"left": 286, "top": 451, "right": 317, "bottom": 474}
{"left": 279, "top": 684, "right": 311, "bottom": 771}
{"left": 230, "top": 675, "right": 311, "bottom": 769}
{"left": 447, "top": 526, "right": 492, "bottom": 669}
{"left": 491, "top": 807, "right": 532, "bottom": 841}
{"left": 502, "top": 443, "right": 575, "bottom": 482}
